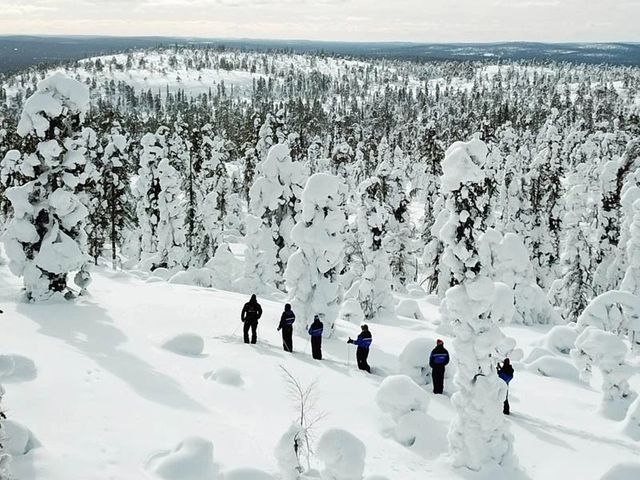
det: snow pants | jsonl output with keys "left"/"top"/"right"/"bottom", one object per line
{"left": 311, "top": 336, "right": 322, "bottom": 360}
{"left": 281, "top": 325, "right": 293, "bottom": 352}
{"left": 356, "top": 347, "right": 371, "bottom": 373}
{"left": 504, "top": 390, "right": 510, "bottom": 415}
{"left": 243, "top": 320, "right": 258, "bottom": 344}
{"left": 432, "top": 366, "right": 445, "bottom": 394}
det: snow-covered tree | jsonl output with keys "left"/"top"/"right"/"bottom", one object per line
{"left": 249, "top": 143, "right": 307, "bottom": 289}
{"left": 571, "top": 326, "right": 635, "bottom": 419}
{"left": 285, "top": 173, "right": 346, "bottom": 337}
{"left": 156, "top": 157, "right": 187, "bottom": 269}
{"left": 193, "top": 133, "right": 231, "bottom": 264}
{"left": 235, "top": 214, "right": 279, "bottom": 294}
{"left": 527, "top": 121, "right": 565, "bottom": 287}
{"left": 98, "top": 125, "right": 132, "bottom": 269}
{"left": 438, "top": 138, "right": 512, "bottom": 470}
{"left": 345, "top": 176, "right": 395, "bottom": 322}
{"left": 493, "top": 233, "right": 560, "bottom": 325}
{"left": 621, "top": 199, "right": 640, "bottom": 295}
{"left": 135, "top": 130, "right": 166, "bottom": 264}
{"left": 2, "top": 73, "right": 92, "bottom": 301}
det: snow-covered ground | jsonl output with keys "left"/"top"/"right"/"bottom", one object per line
{"left": 2, "top": 262, "right": 639, "bottom": 479}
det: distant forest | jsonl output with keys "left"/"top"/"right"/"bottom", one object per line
{"left": 0, "top": 35, "right": 639, "bottom": 74}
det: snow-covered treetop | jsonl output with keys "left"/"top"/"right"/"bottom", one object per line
{"left": 17, "top": 72, "right": 90, "bottom": 138}
{"left": 441, "top": 138, "right": 488, "bottom": 193}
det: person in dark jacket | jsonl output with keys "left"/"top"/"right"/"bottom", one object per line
{"left": 348, "top": 324, "right": 372, "bottom": 373}
{"left": 278, "top": 303, "right": 296, "bottom": 352}
{"left": 497, "top": 358, "right": 514, "bottom": 415}
{"left": 241, "top": 294, "right": 262, "bottom": 344}
{"left": 308, "top": 314, "right": 324, "bottom": 360}
{"left": 429, "top": 339, "right": 450, "bottom": 394}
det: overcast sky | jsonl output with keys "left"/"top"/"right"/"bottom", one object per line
{"left": 0, "top": 0, "right": 637, "bottom": 43}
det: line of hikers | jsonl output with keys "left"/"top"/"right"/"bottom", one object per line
{"left": 241, "top": 294, "right": 373, "bottom": 372}
{"left": 241, "top": 294, "right": 514, "bottom": 413}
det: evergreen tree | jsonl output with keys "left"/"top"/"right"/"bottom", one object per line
{"left": 438, "top": 139, "right": 513, "bottom": 470}
{"left": 285, "top": 173, "right": 346, "bottom": 337}
{"left": 3, "top": 73, "right": 92, "bottom": 301}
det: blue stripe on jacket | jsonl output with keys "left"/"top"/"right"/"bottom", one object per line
{"left": 356, "top": 338, "right": 372, "bottom": 349}
{"left": 430, "top": 353, "right": 448, "bottom": 365}
{"left": 308, "top": 327, "right": 323, "bottom": 337}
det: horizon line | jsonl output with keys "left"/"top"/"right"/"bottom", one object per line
{"left": 0, "top": 34, "right": 639, "bottom": 46}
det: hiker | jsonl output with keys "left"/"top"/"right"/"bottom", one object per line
{"left": 347, "top": 324, "right": 372, "bottom": 373}
{"left": 278, "top": 303, "right": 296, "bottom": 352}
{"left": 429, "top": 339, "right": 450, "bottom": 394}
{"left": 241, "top": 294, "right": 262, "bottom": 344}
{"left": 497, "top": 358, "right": 514, "bottom": 415}
{"left": 308, "top": 314, "right": 324, "bottom": 360}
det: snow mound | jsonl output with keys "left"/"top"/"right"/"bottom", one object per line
{"left": 223, "top": 468, "right": 275, "bottom": 480}
{"left": 406, "top": 284, "right": 426, "bottom": 298}
{"left": 600, "top": 463, "right": 640, "bottom": 480}
{"left": 339, "top": 298, "right": 365, "bottom": 324}
{"left": 527, "top": 356, "right": 580, "bottom": 382}
{"left": 316, "top": 429, "right": 366, "bottom": 480}
{"left": 540, "top": 325, "right": 578, "bottom": 355}
{"left": 375, "top": 375, "right": 429, "bottom": 421}
{"left": 396, "top": 299, "right": 425, "bottom": 320}
{"left": 0, "top": 354, "right": 37, "bottom": 382}
{"left": 523, "top": 347, "right": 554, "bottom": 364}
{"left": 394, "top": 411, "right": 447, "bottom": 459}
{"left": 622, "top": 394, "right": 640, "bottom": 440}
{"left": 2, "top": 419, "right": 40, "bottom": 455}
{"left": 161, "top": 334, "right": 205, "bottom": 356}
{"left": 0, "top": 355, "right": 15, "bottom": 377}
{"left": 275, "top": 423, "right": 306, "bottom": 480}
{"left": 398, "top": 338, "right": 435, "bottom": 386}
{"left": 169, "top": 268, "right": 215, "bottom": 288}
{"left": 203, "top": 368, "right": 244, "bottom": 387}
{"left": 146, "top": 437, "right": 219, "bottom": 480}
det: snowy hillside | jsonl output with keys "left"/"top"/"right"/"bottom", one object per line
{"left": 1, "top": 262, "right": 639, "bottom": 479}
{"left": 2, "top": 44, "right": 640, "bottom": 480}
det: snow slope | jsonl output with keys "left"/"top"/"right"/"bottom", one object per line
{"left": 1, "top": 263, "right": 639, "bottom": 479}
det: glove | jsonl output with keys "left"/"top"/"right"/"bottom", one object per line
{"left": 277, "top": 327, "right": 281, "bottom": 331}
{"left": 347, "top": 338, "right": 353, "bottom": 344}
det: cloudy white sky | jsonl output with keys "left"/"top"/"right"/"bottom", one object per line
{"left": 0, "top": 0, "right": 637, "bottom": 42}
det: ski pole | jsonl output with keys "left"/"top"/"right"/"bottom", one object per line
{"left": 346, "top": 343, "right": 350, "bottom": 370}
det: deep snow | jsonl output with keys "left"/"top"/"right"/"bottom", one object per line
{"left": 1, "top": 263, "right": 639, "bottom": 479}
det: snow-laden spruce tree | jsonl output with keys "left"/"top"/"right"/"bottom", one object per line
{"left": 2, "top": 72, "right": 92, "bottom": 301}
{"left": 235, "top": 214, "right": 279, "bottom": 294}
{"left": 193, "top": 133, "right": 231, "bottom": 264}
{"left": 0, "top": 383, "right": 9, "bottom": 480}
{"left": 379, "top": 146, "right": 419, "bottom": 290}
{"left": 494, "top": 233, "right": 560, "bottom": 325}
{"left": 345, "top": 176, "right": 395, "bottom": 322}
{"left": 156, "top": 157, "right": 187, "bottom": 269}
{"left": 135, "top": 130, "right": 166, "bottom": 264}
{"left": 285, "top": 173, "right": 346, "bottom": 337}
{"left": 549, "top": 169, "right": 595, "bottom": 322}
{"left": 438, "top": 138, "right": 512, "bottom": 471}
{"left": 527, "top": 120, "right": 565, "bottom": 288}
{"left": 621, "top": 199, "right": 640, "bottom": 295}
{"left": 571, "top": 326, "right": 634, "bottom": 419}
{"left": 98, "top": 125, "right": 132, "bottom": 269}
{"left": 249, "top": 143, "right": 307, "bottom": 289}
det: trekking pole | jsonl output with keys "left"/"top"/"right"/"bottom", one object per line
{"left": 346, "top": 343, "right": 350, "bottom": 370}
{"left": 304, "top": 334, "right": 310, "bottom": 354}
